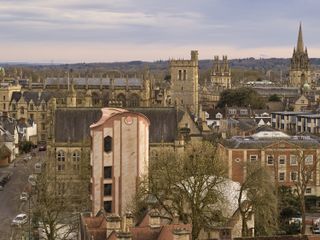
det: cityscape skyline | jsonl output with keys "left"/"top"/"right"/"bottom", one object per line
{"left": 0, "top": 0, "right": 319, "bottom": 63}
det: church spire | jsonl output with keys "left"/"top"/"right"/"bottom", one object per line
{"left": 297, "top": 22, "right": 304, "bottom": 53}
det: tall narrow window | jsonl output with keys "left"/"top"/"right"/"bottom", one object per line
{"left": 104, "top": 136, "right": 112, "bottom": 153}
{"left": 104, "top": 184, "right": 112, "bottom": 196}
{"left": 104, "top": 166, "right": 112, "bottom": 179}
{"left": 20, "top": 106, "right": 24, "bottom": 114}
{"left": 178, "top": 70, "right": 182, "bottom": 80}
{"left": 104, "top": 201, "right": 112, "bottom": 213}
{"left": 72, "top": 151, "right": 80, "bottom": 171}
{"left": 183, "top": 70, "right": 187, "bottom": 80}
{"left": 29, "top": 103, "right": 34, "bottom": 111}
{"left": 57, "top": 150, "right": 65, "bottom": 171}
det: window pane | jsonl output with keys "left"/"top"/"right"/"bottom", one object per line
{"left": 104, "top": 166, "right": 112, "bottom": 179}
{"left": 104, "top": 201, "right": 112, "bottom": 213}
{"left": 104, "top": 184, "right": 112, "bottom": 196}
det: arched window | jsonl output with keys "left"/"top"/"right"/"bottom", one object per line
{"left": 128, "top": 94, "right": 140, "bottom": 107}
{"left": 92, "top": 92, "right": 100, "bottom": 106}
{"left": 104, "top": 136, "right": 112, "bottom": 153}
{"left": 12, "top": 103, "right": 16, "bottom": 111}
{"left": 20, "top": 106, "right": 24, "bottom": 114}
{"left": 116, "top": 94, "right": 126, "bottom": 107}
{"left": 57, "top": 150, "right": 65, "bottom": 171}
{"left": 29, "top": 103, "right": 34, "bottom": 111}
{"left": 72, "top": 151, "right": 80, "bottom": 171}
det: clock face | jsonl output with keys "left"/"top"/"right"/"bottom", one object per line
{"left": 124, "top": 116, "right": 133, "bottom": 125}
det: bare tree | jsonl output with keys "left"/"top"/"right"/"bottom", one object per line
{"left": 290, "top": 149, "right": 318, "bottom": 234}
{"left": 238, "top": 162, "right": 277, "bottom": 237}
{"left": 32, "top": 150, "right": 91, "bottom": 240}
{"left": 147, "top": 141, "right": 227, "bottom": 240}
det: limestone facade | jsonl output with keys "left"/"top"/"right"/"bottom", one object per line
{"left": 290, "top": 23, "right": 312, "bottom": 87}
{"left": 169, "top": 50, "right": 199, "bottom": 116}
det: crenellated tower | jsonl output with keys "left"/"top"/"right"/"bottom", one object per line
{"left": 210, "top": 55, "right": 231, "bottom": 89}
{"left": 169, "top": 50, "right": 199, "bottom": 116}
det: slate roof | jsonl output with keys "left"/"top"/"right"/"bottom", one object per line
{"left": 45, "top": 77, "right": 142, "bottom": 87}
{"left": 10, "top": 91, "right": 66, "bottom": 105}
{"left": 221, "top": 136, "right": 320, "bottom": 149}
{"left": 54, "top": 107, "right": 185, "bottom": 143}
{"left": 0, "top": 116, "right": 16, "bottom": 135}
{"left": 54, "top": 109, "right": 102, "bottom": 143}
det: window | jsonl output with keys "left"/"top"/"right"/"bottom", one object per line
{"left": 104, "top": 201, "right": 112, "bottom": 213}
{"left": 104, "top": 166, "right": 112, "bottom": 179}
{"left": 3, "top": 96, "right": 5, "bottom": 101}
{"left": 279, "top": 155, "right": 286, "bottom": 165}
{"left": 305, "top": 155, "right": 313, "bottom": 165}
{"left": 72, "top": 151, "right": 80, "bottom": 171}
{"left": 104, "top": 184, "right": 112, "bottom": 196}
{"left": 306, "top": 171, "right": 313, "bottom": 181}
{"left": 306, "top": 188, "right": 312, "bottom": 194}
{"left": 57, "top": 182, "right": 65, "bottom": 195}
{"left": 12, "top": 113, "right": 16, "bottom": 119}
{"left": 178, "top": 70, "right": 182, "bottom": 80}
{"left": 12, "top": 103, "right": 16, "bottom": 111}
{"left": 290, "top": 155, "right": 298, "bottom": 165}
{"left": 30, "top": 114, "right": 34, "bottom": 120}
{"left": 267, "top": 155, "right": 274, "bottom": 165}
{"left": 3, "top": 103, "right": 5, "bottom": 110}
{"left": 183, "top": 70, "right": 187, "bottom": 80}
{"left": 104, "top": 136, "right": 112, "bottom": 153}
{"left": 20, "top": 106, "right": 24, "bottom": 114}
{"left": 234, "top": 158, "right": 240, "bottom": 163}
{"left": 290, "top": 172, "right": 297, "bottom": 181}
{"left": 250, "top": 155, "right": 258, "bottom": 162}
{"left": 41, "top": 114, "right": 46, "bottom": 120}
{"left": 57, "top": 150, "right": 65, "bottom": 171}
{"left": 29, "top": 103, "right": 34, "bottom": 111}
{"left": 41, "top": 103, "right": 46, "bottom": 111}
{"left": 41, "top": 123, "right": 46, "bottom": 131}
{"left": 279, "top": 172, "right": 285, "bottom": 182}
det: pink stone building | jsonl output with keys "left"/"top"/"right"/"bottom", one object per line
{"left": 90, "top": 108, "right": 150, "bottom": 215}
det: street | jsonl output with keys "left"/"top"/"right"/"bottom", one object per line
{"left": 0, "top": 150, "right": 46, "bottom": 240}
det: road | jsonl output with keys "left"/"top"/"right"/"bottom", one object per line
{"left": 0, "top": 150, "right": 46, "bottom": 240}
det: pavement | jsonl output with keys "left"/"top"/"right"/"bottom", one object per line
{"left": 0, "top": 150, "right": 46, "bottom": 240}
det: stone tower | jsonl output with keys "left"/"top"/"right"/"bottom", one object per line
{"left": 290, "top": 23, "right": 311, "bottom": 87}
{"left": 211, "top": 55, "right": 231, "bottom": 89}
{"left": 170, "top": 50, "right": 199, "bottom": 116}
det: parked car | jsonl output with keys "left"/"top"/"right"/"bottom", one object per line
{"left": 20, "top": 192, "right": 28, "bottom": 201}
{"left": 28, "top": 174, "right": 37, "bottom": 186}
{"left": 34, "top": 163, "right": 43, "bottom": 174}
{"left": 313, "top": 226, "right": 320, "bottom": 234}
{"left": 11, "top": 214, "right": 28, "bottom": 226}
{"left": 38, "top": 142, "right": 47, "bottom": 151}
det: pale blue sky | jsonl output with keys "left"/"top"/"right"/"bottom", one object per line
{"left": 0, "top": 0, "right": 319, "bottom": 62}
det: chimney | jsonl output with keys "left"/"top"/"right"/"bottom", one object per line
{"left": 172, "top": 228, "right": 190, "bottom": 240}
{"left": 106, "top": 214, "right": 121, "bottom": 238}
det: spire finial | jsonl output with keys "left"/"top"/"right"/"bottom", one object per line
{"left": 297, "top": 22, "right": 304, "bottom": 52}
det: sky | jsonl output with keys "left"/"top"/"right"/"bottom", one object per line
{"left": 0, "top": 0, "right": 320, "bottom": 63}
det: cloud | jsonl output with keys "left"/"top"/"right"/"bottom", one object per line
{"left": 0, "top": 0, "right": 319, "bottom": 61}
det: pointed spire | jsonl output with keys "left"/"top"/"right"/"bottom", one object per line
{"left": 297, "top": 22, "right": 304, "bottom": 52}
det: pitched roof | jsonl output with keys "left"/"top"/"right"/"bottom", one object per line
{"left": 54, "top": 107, "right": 186, "bottom": 144}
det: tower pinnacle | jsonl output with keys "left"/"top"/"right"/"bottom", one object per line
{"left": 297, "top": 22, "right": 304, "bottom": 52}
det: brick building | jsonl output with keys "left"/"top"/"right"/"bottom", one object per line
{"left": 219, "top": 131, "right": 320, "bottom": 201}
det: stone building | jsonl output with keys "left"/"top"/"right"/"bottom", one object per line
{"left": 211, "top": 55, "right": 232, "bottom": 89}
{"left": 290, "top": 23, "right": 312, "bottom": 87}
{"left": 90, "top": 108, "right": 150, "bottom": 215}
{"left": 169, "top": 50, "right": 199, "bottom": 116}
